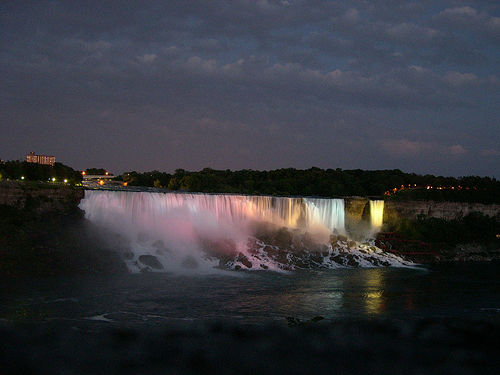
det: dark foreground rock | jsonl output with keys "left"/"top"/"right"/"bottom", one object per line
{"left": 1, "top": 318, "right": 499, "bottom": 374}
{"left": 0, "top": 204, "right": 127, "bottom": 279}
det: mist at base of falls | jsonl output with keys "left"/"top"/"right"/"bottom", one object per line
{"left": 79, "top": 191, "right": 413, "bottom": 273}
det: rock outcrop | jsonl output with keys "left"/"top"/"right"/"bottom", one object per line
{"left": 0, "top": 181, "right": 84, "bottom": 214}
{"left": 384, "top": 200, "right": 500, "bottom": 222}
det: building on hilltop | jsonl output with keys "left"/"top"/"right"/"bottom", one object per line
{"left": 26, "top": 151, "right": 55, "bottom": 166}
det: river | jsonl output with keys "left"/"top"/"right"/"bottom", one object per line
{"left": 2, "top": 264, "right": 499, "bottom": 326}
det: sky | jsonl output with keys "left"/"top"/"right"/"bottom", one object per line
{"left": 1, "top": 0, "right": 499, "bottom": 177}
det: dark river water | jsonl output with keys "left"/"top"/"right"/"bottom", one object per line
{"left": 1, "top": 264, "right": 499, "bottom": 326}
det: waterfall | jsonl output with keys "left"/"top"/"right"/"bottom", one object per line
{"left": 370, "top": 200, "right": 384, "bottom": 229}
{"left": 79, "top": 191, "right": 413, "bottom": 272}
{"left": 304, "top": 198, "right": 345, "bottom": 233}
{"left": 80, "top": 190, "right": 346, "bottom": 235}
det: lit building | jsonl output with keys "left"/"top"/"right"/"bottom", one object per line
{"left": 26, "top": 152, "right": 55, "bottom": 166}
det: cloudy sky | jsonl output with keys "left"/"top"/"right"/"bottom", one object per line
{"left": 1, "top": 1, "right": 499, "bottom": 176}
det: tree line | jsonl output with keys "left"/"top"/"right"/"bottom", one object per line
{"left": 0, "top": 160, "right": 83, "bottom": 184}
{"left": 116, "top": 167, "right": 500, "bottom": 203}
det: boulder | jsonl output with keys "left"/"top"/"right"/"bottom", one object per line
{"left": 272, "top": 227, "right": 293, "bottom": 248}
{"left": 331, "top": 242, "right": 341, "bottom": 249}
{"left": 338, "top": 235, "right": 348, "bottom": 242}
{"left": 237, "top": 253, "right": 253, "bottom": 269}
{"left": 138, "top": 255, "right": 163, "bottom": 270}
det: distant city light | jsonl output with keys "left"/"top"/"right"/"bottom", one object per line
{"left": 81, "top": 171, "right": 86, "bottom": 175}
{"left": 21, "top": 176, "right": 25, "bottom": 180}
{"left": 64, "top": 179, "right": 68, "bottom": 183}
{"left": 98, "top": 180, "right": 105, "bottom": 186}
{"left": 52, "top": 177, "right": 56, "bottom": 182}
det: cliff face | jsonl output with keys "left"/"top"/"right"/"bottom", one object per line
{"left": 0, "top": 181, "right": 84, "bottom": 214}
{"left": 344, "top": 197, "right": 369, "bottom": 221}
{"left": 344, "top": 197, "right": 370, "bottom": 238}
{"left": 384, "top": 200, "right": 500, "bottom": 222}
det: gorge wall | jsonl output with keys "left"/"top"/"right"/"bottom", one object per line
{"left": 0, "top": 181, "right": 83, "bottom": 214}
{"left": 383, "top": 200, "right": 500, "bottom": 223}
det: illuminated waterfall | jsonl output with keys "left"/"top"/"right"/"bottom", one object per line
{"left": 369, "top": 200, "right": 384, "bottom": 229}
{"left": 79, "top": 191, "right": 414, "bottom": 272}
{"left": 80, "top": 190, "right": 345, "bottom": 234}
{"left": 304, "top": 198, "right": 345, "bottom": 233}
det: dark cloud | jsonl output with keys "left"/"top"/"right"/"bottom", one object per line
{"left": 1, "top": 0, "right": 499, "bottom": 177}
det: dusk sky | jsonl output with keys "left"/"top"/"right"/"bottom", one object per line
{"left": 1, "top": 1, "right": 499, "bottom": 177}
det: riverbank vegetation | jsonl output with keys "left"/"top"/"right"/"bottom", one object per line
{"left": 384, "top": 212, "right": 500, "bottom": 253}
{"left": 116, "top": 168, "right": 500, "bottom": 203}
{"left": 0, "top": 161, "right": 82, "bottom": 184}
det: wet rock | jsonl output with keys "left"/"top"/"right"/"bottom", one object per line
{"left": 286, "top": 316, "right": 302, "bottom": 327}
{"left": 310, "top": 316, "right": 325, "bottom": 323}
{"left": 237, "top": 253, "right": 252, "bottom": 269}
{"left": 182, "top": 255, "right": 198, "bottom": 269}
{"left": 138, "top": 255, "right": 163, "bottom": 270}
{"left": 202, "top": 238, "right": 237, "bottom": 256}
{"left": 309, "top": 251, "right": 323, "bottom": 264}
{"left": 265, "top": 246, "right": 288, "bottom": 264}
{"left": 272, "top": 227, "right": 293, "bottom": 248}
{"left": 345, "top": 254, "right": 359, "bottom": 267}
{"left": 217, "top": 255, "right": 233, "bottom": 269}
{"left": 338, "top": 235, "right": 348, "bottom": 242}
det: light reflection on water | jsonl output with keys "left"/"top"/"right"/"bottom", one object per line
{"left": 363, "top": 269, "right": 385, "bottom": 315}
{"left": 1, "top": 264, "right": 499, "bottom": 325}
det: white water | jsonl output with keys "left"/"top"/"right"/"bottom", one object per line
{"left": 79, "top": 190, "right": 411, "bottom": 272}
{"left": 80, "top": 191, "right": 346, "bottom": 236}
{"left": 304, "top": 198, "right": 345, "bottom": 234}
